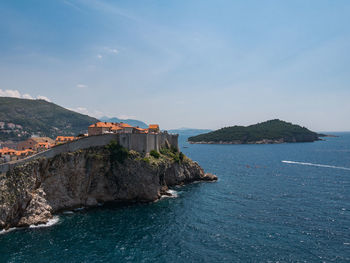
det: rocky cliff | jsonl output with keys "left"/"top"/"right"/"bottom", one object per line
{"left": 0, "top": 145, "right": 216, "bottom": 230}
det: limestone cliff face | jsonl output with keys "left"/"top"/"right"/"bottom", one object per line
{"left": 0, "top": 147, "right": 216, "bottom": 230}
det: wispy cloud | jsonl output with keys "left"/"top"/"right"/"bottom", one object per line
{"left": 117, "top": 114, "right": 136, "bottom": 120}
{"left": 77, "top": 84, "right": 88, "bottom": 88}
{"left": 0, "top": 89, "right": 51, "bottom": 102}
{"left": 0, "top": 89, "right": 22, "bottom": 98}
{"left": 63, "top": 0, "right": 85, "bottom": 13}
{"left": 37, "top": 95, "right": 51, "bottom": 102}
{"left": 77, "top": 0, "right": 138, "bottom": 21}
{"left": 105, "top": 47, "right": 119, "bottom": 54}
{"left": 22, "top": 94, "right": 34, "bottom": 99}
{"left": 95, "top": 47, "right": 119, "bottom": 60}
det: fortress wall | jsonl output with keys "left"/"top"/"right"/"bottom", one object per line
{"left": 162, "top": 133, "right": 179, "bottom": 150}
{"left": 147, "top": 134, "right": 156, "bottom": 152}
{"left": 118, "top": 134, "right": 130, "bottom": 150}
{"left": 129, "top": 134, "right": 146, "bottom": 153}
{"left": 0, "top": 133, "right": 179, "bottom": 174}
{"left": 0, "top": 134, "right": 119, "bottom": 174}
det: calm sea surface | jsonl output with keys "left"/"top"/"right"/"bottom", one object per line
{"left": 1, "top": 133, "right": 349, "bottom": 262}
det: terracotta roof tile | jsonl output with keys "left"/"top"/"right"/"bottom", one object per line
{"left": 56, "top": 136, "right": 75, "bottom": 141}
{"left": 119, "top": 123, "right": 132, "bottom": 128}
{"left": 149, "top": 124, "right": 159, "bottom": 129}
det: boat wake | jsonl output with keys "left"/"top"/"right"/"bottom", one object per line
{"left": 282, "top": 160, "right": 350, "bottom": 171}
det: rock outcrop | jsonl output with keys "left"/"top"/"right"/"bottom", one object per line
{"left": 0, "top": 146, "right": 216, "bottom": 230}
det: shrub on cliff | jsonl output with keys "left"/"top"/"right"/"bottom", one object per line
{"left": 160, "top": 146, "right": 178, "bottom": 156}
{"left": 106, "top": 140, "right": 129, "bottom": 164}
{"left": 150, "top": 150, "right": 160, "bottom": 159}
{"left": 179, "top": 152, "right": 184, "bottom": 162}
{"left": 160, "top": 147, "right": 185, "bottom": 163}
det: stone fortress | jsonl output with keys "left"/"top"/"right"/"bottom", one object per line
{"left": 0, "top": 122, "right": 178, "bottom": 174}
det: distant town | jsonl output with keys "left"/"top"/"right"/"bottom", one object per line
{"left": 0, "top": 121, "right": 160, "bottom": 164}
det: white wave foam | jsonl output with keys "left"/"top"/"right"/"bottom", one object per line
{"left": 160, "top": 189, "right": 179, "bottom": 199}
{"left": 0, "top": 216, "right": 59, "bottom": 234}
{"left": 167, "top": 189, "right": 178, "bottom": 198}
{"left": 63, "top": 211, "right": 74, "bottom": 215}
{"left": 0, "top": 227, "right": 16, "bottom": 235}
{"left": 282, "top": 160, "right": 350, "bottom": 171}
{"left": 29, "top": 216, "right": 59, "bottom": 228}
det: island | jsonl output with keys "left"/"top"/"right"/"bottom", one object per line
{"left": 188, "top": 119, "right": 324, "bottom": 144}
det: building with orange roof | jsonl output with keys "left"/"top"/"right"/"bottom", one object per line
{"left": 148, "top": 124, "right": 160, "bottom": 133}
{"left": 88, "top": 122, "right": 116, "bottom": 136}
{"left": 15, "top": 149, "right": 34, "bottom": 158}
{"left": 17, "top": 137, "right": 55, "bottom": 151}
{"left": 0, "top": 147, "right": 15, "bottom": 163}
{"left": 111, "top": 126, "right": 123, "bottom": 133}
{"left": 87, "top": 121, "right": 161, "bottom": 136}
{"left": 0, "top": 147, "right": 16, "bottom": 156}
{"left": 118, "top": 122, "right": 134, "bottom": 133}
{"left": 0, "top": 147, "right": 34, "bottom": 163}
{"left": 88, "top": 121, "right": 146, "bottom": 136}
{"left": 55, "top": 136, "right": 76, "bottom": 145}
{"left": 36, "top": 142, "right": 51, "bottom": 152}
{"left": 119, "top": 122, "right": 132, "bottom": 128}
{"left": 134, "top": 127, "right": 148, "bottom": 134}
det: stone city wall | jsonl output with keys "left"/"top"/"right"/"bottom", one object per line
{"left": 0, "top": 133, "right": 178, "bottom": 174}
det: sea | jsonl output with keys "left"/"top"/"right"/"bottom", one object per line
{"left": 0, "top": 133, "right": 349, "bottom": 262}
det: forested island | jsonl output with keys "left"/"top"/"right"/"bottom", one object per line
{"left": 188, "top": 119, "right": 324, "bottom": 144}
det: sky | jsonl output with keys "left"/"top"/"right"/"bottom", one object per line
{"left": 0, "top": 0, "right": 349, "bottom": 131}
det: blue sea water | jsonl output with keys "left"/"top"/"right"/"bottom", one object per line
{"left": 1, "top": 133, "right": 349, "bottom": 262}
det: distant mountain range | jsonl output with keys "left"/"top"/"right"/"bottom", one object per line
{"left": 0, "top": 97, "right": 99, "bottom": 142}
{"left": 188, "top": 119, "right": 323, "bottom": 144}
{"left": 168, "top": 128, "right": 212, "bottom": 136}
{"left": 100, "top": 116, "right": 148, "bottom": 129}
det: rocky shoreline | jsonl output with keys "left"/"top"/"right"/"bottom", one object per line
{"left": 0, "top": 146, "right": 216, "bottom": 230}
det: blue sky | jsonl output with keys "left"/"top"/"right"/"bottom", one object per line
{"left": 0, "top": 0, "right": 349, "bottom": 131}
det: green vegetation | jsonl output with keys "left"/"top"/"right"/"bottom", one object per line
{"left": 106, "top": 140, "right": 129, "bottom": 164}
{"left": 141, "top": 157, "right": 151, "bottom": 164}
{"left": 150, "top": 150, "right": 160, "bottom": 159}
{"left": 87, "top": 152, "right": 104, "bottom": 160}
{"left": 179, "top": 152, "right": 184, "bottom": 162}
{"left": 188, "top": 119, "right": 321, "bottom": 144}
{"left": 0, "top": 97, "right": 98, "bottom": 141}
{"left": 159, "top": 146, "right": 185, "bottom": 163}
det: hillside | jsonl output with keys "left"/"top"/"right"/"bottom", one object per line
{"left": 188, "top": 119, "right": 321, "bottom": 144}
{"left": 100, "top": 116, "right": 148, "bottom": 129}
{"left": 0, "top": 97, "right": 99, "bottom": 141}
